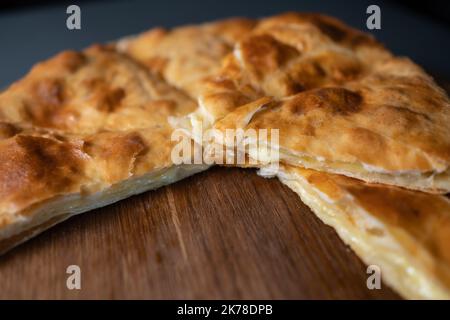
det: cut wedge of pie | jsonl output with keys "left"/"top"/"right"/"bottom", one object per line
{"left": 0, "top": 45, "right": 209, "bottom": 254}
{"left": 120, "top": 14, "right": 450, "bottom": 299}
{"left": 268, "top": 165, "right": 450, "bottom": 299}
{"left": 0, "top": 17, "right": 255, "bottom": 254}
{"left": 174, "top": 13, "right": 450, "bottom": 193}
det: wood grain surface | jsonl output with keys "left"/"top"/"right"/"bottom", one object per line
{"left": 2, "top": 79, "right": 448, "bottom": 300}
{"left": 0, "top": 167, "right": 400, "bottom": 299}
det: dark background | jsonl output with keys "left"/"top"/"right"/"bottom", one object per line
{"left": 0, "top": 0, "right": 449, "bottom": 88}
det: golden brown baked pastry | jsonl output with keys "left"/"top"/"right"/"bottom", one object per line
{"left": 0, "top": 45, "right": 208, "bottom": 254}
{"left": 0, "top": 17, "right": 256, "bottom": 254}
{"left": 270, "top": 165, "right": 450, "bottom": 299}
{"left": 117, "top": 17, "right": 256, "bottom": 97}
{"left": 1, "top": 12, "right": 449, "bottom": 301}
{"left": 179, "top": 13, "right": 450, "bottom": 193}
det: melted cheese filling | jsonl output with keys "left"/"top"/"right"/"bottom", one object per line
{"left": 246, "top": 141, "right": 450, "bottom": 193}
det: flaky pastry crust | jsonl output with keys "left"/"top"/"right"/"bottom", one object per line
{"left": 274, "top": 165, "right": 450, "bottom": 299}
{"left": 0, "top": 45, "right": 208, "bottom": 253}
{"left": 152, "top": 13, "right": 450, "bottom": 193}
{"left": 117, "top": 18, "right": 256, "bottom": 97}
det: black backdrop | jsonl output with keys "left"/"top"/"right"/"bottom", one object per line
{"left": 0, "top": 0, "right": 449, "bottom": 88}
{"left": 1, "top": 0, "right": 450, "bottom": 26}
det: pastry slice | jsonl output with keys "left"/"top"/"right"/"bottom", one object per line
{"left": 212, "top": 71, "right": 450, "bottom": 193}
{"left": 0, "top": 45, "right": 208, "bottom": 254}
{"left": 266, "top": 164, "right": 450, "bottom": 299}
{"left": 187, "top": 13, "right": 450, "bottom": 193}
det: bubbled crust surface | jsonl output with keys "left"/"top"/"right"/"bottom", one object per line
{"left": 201, "top": 12, "right": 391, "bottom": 119}
{"left": 118, "top": 18, "right": 257, "bottom": 97}
{"left": 203, "top": 13, "right": 450, "bottom": 175}
{"left": 0, "top": 45, "right": 197, "bottom": 218}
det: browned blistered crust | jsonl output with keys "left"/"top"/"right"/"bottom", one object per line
{"left": 0, "top": 45, "right": 208, "bottom": 252}
{"left": 0, "top": 134, "right": 88, "bottom": 214}
{"left": 118, "top": 18, "right": 257, "bottom": 97}
{"left": 122, "top": 14, "right": 450, "bottom": 187}
{"left": 173, "top": 12, "right": 450, "bottom": 192}
{"left": 0, "top": 45, "right": 197, "bottom": 133}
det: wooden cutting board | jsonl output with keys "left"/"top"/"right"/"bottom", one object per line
{"left": 1, "top": 81, "right": 449, "bottom": 300}
{"left": 0, "top": 167, "right": 399, "bottom": 299}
